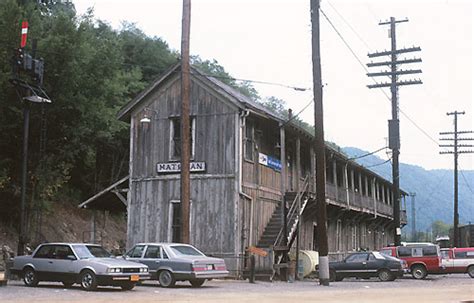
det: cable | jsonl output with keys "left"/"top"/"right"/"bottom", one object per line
{"left": 280, "top": 99, "right": 314, "bottom": 127}
{"left": 347, "top": 146, "right": 388, "bottom": 161}
{"left": 364, "top": 158, "right": 392, "bottom": 168}
{"left": 326, "top": 1, "right": 372, "bottom": 49}
{"left": 459, "top": 169, "right": 474, "bottom": 195}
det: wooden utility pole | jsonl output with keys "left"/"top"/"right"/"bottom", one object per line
{"left": 180, "top": 0, "right": 191, "bottom": 244}
{"left": 439, "top": 111, "right": 473, "bottom": 247}
{"left": 310, "top": 0, "right": 329, "bottom": 286}
{"left": 367, "top": 17, "right": 422, "bottom": 247}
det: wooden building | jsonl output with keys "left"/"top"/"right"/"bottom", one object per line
{"left": 108, "top": 63, "right": 407, "bottom": 276}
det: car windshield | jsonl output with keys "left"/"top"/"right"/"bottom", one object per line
{"left": 72, "top": 245, "right": 113, "bottom": 259}
{"left": 169, "top": 245, "right": 203, "bottom": 256}
{"left": 375, "top": 251, "right": 400, "bottom": 262}
{"left": 372, "top": 252, "right": 387, "bottom": 260}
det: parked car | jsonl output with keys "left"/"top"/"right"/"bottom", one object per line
{"left": 10, "top": 243, "right": 150, "bottom": 291}
{"left": 328, "top": 251, "right": 406, "bottom": 282}
{"left": 440, "top": 247, "right": 474, "bottom": 278}
{"left": 124, "top": 243, "right": 229, "bottom": 287}
{"left": 380, "top": 243, "right": 443, "bottom": 279}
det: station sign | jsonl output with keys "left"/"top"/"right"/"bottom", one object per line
{"left": 157, "top": 161, "right": 206, "bottom": 174}
{"left": 258, "top": 153, "right": 281, "bottom": 171}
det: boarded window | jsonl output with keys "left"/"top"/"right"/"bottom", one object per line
{"left": 170, "top": 117, "right": 195, "bottom": 159}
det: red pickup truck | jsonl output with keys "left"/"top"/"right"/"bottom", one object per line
{"left": 440, "top": 247, "right": 474, "bottom": 278}
{"left": 380, "top": 244, "right": 443, "bottom": 279}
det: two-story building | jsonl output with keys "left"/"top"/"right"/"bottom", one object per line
{"left": 81, "top": 62, "right": 407, "bottom": 277}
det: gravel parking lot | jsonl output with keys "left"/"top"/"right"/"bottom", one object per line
{"left": 1, "top": 275, "right": 473, "bottom": 303}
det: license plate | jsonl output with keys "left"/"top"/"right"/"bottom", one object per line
{"left": 207, "top": 264, "right": 213, "bottom": 270}
{"left": 130, "top": 275, "right": 139, "bottom": 281}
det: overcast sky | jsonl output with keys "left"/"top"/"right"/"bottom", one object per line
{"left": 74, "top": 0, "right": 473, "bottom": 171}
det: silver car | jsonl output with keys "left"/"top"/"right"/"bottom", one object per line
{"left": 11, "top": 243, "right": 150, "bottom": 291}
{"left": 124, "top": 243, "right": 229, "bottom": 287}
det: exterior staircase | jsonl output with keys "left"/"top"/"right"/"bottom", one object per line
{"left": 254, "top": 176, "right": 313, "bottom": 280}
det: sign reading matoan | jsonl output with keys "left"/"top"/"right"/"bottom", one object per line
{"left": 157, "top": 162, "right": 206, "bottom": 174}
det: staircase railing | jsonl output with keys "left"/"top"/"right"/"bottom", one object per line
{"left": 273, "top": 174, "right": 310, "bottom": 247}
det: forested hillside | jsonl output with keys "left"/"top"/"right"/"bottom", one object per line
{"left": 343, "top": 147, "right": 474, "bottom": 234}
{"left": 0, "top": 0, "right": 266, "bottom": 245}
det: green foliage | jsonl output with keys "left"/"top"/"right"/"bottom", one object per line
{"left": 0, "top": 0, "right": 177, "bottom": 225}
{"left": 191, "top": 56, "right": 260, "bottom": 100}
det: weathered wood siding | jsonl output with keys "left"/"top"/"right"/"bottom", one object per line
{"left": 128, "top": 74, "right": 239, "bottom": 268}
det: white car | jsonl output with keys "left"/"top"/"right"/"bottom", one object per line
{"left": 11, "top": 243, "right": 150, "bottom": 290}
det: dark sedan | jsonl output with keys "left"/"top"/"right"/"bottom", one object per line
{"left": 328, "top": 251, "right": 406, "bottom": 282}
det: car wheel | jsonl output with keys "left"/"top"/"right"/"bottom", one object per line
{"left": 80, "top": 270, "right": 98, "bottom": 291}
{"left": 121, "top": 282, "right": 136, "bottom": 290}
{"left": 378, "top": 269, "right": 392, "bottom": 282}
{"left": 189, "top": 279, "right": 205, "bottom": 287}
{"left": 23, "top": 267, "right": 39, "bottom": 287}
{"left": 468, "top": 265, "right": 474, "bottom": 278}
{"left": 158, "top": 270, "right": 175, "bottom": 288}
{"left": 411, "top": 265, "right": 427, "bottom": 280}
{"left": 62, "top": 281, "right": 74, "bottom": 288}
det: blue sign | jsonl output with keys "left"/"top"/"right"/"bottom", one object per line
{"left": 258, "top": 153, "right": 281, "bottom": 171}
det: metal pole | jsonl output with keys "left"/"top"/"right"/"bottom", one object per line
{"left": 295, "top": 137, "right": 301, "bottom": 281}
{"left": 17, "top": 101, "right": 30, "bottom": 256}
{"left": 310, "top": 0, "right": 329, "bottom": 286}
{"left": 389, "top": 17, "right": 402, "bottom": 247}
{"left": 180, "top": 0, "right": 191, "bottom": 244}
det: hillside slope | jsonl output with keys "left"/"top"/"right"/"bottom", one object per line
{"left": 0, "top": 201, "right": 126, "bottom": 255}
{"left": 343, "top": 147, "right": 474, "bottom": 232}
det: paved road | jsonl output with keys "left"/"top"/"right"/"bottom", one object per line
{"left": 1, "top": 275, "right": 473, "bottom": 303}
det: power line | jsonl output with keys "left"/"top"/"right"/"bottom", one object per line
{"left": 365, "top": 157, "right": 392, "bottom": 168}
{"left": 347, "top": 146, "right": 388, "bottom": 161}
{"left": 459, "top": 169, "right": 474, "bottom": 195}
{"left": 326, "top": 1, "right": 371, "bottom": 49}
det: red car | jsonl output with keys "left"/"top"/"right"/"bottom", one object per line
{"left": 440, "top": 247, "right": 474, "bottom": 278}
{"left": 380, "top": 244, "right": 443, "bottom": 279}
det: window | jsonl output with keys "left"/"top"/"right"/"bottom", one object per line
{"left": 54, "top": 245, "right": 74, "bottom": 260}
{"left": 34, "top": 245, "right": 54, "bottom": 259}
{"left": 380, "top": 249, "right": 394, "bottom": 257}
{"left": 127, "top": 245, "right": 145, "bottom": 258}
{"left": 422, "top": 246, "right": 438, "bottom": 256}
{"left": 144, "top": 245, "right": 161, "bottom": 259}
{"left": 346, "top": 253, "right": 368, "bottom": 263}
{"left": 170, "top": 117, "right": 195, "bottom": 159}
{"left": 244, "top": 120, "right": 254, "bottom": 161}
{"left": 397, "top": 247, "right": 412, "bottom": 257}
{"left": 336, "top": 220, "right": 342, "bottom": 252}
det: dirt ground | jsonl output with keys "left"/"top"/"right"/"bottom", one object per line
{"left": 1, "top": 275, "right": 473, "bottom": 303}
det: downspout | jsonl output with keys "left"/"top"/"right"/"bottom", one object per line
{"left": 238, "top": 110, "right": 250, "bottom": 267}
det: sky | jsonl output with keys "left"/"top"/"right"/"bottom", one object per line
{"left": 73, "top": 0, "right": 473, "bottom": 171}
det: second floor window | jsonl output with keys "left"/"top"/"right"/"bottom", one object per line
{"left": 170, "top": 117, "right": 195, "bottom": 160}
{"left": 244, "top": 121, "right": 254, "bottom": 161}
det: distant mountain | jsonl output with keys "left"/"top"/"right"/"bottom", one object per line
{"left": 343, "top": 147, "right": 474, "bottom": 232}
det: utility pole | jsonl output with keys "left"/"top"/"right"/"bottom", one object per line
{"left": 310, "top": 0, "right": 329, "bottom": 286}
{"left": 439, "top": 111, "right": 473, "bottom": 247}
{"left": 180, "top": 0, "right": 191, "bottom": 244}
{"left": 367, "top": 17, "right": 422, "bottom": 247}
{"left": 410, "top": 192, "right": 416, "bottom": 241}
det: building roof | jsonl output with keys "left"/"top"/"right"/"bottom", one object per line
{"left": 116, "top": 61, "right": 407, "bottom": 195}
{"left": 78, "top": 175, "right": 129, "bottom": 212}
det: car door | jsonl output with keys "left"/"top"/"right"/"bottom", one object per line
{"left": 124, "top": 244, "right": 146, "bottom": 263}
{"left": 48, "top": 245, "right": 77, "bottom": 282}
{"left": 341, "top": 253, "right": 369, "bottom": 278}
{"left": 140, "top": 245, "right": 162, "bottom": 278}
{"left": 366, "top": 253, "right": 381, "bottom": 278}
{"left": 31, "top": 244, "right": 55, "bottom": 279}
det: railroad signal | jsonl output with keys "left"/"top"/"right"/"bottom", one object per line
{"left": 20, "top": 21, "right": 28, "bottom": 48}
